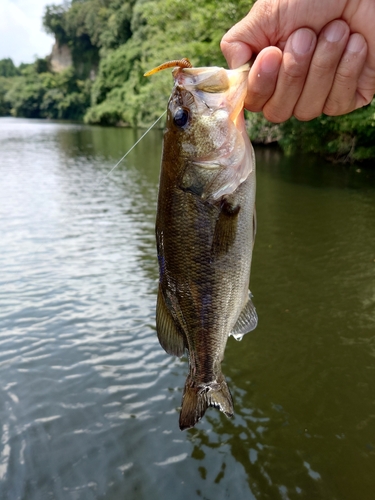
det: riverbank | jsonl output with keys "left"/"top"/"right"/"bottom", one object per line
{"left": 2, "top": 0, "right": 375, "bottom": 168}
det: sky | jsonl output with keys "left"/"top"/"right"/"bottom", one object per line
{"left": 0, "top": 0, "right": 63, "bottom": 66}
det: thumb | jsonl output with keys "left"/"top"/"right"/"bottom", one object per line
{"left": 220, "top": 39, "right": 254, "bottom": 69}
{"left": 221, "top": 4, "right": 274, "bottom": 68}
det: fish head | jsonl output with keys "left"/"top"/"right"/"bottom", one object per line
{"left": 163, "top": 64, "right": 254, "bottom": 200}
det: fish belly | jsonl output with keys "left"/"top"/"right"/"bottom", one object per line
{"left": 156, "top": 164, "right": 255, "bottom": 429}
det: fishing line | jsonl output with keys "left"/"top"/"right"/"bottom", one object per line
{"left": 32, "top": 110, "right": 166, "bottom": 257}
{"left": 106, "top": 110, "right": 166, "bottom": 177}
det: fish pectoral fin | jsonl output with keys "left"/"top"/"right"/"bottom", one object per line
{"left": 211, "top": 197, "right": 240, "bottom": 256}
{"left": 156, "top": 288, "right": 186, "bottom": 357}
{"left": 230, "top": 292, "right": 258, "bottom": 341}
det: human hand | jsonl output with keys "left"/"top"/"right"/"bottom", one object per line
{"left": 221, "top": 0, "right": 375, "bottom": 122}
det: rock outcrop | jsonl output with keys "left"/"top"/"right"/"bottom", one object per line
{"left": 49, "top": 41, "right": 72, "bottom": 73}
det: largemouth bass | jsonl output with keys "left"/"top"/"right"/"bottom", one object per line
{"left": 147, "top": 59, "right": 257, "bottom": 430}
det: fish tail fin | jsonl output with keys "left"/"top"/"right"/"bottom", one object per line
{"left": 179, "top": 374, "right": 234, "bottom": 431}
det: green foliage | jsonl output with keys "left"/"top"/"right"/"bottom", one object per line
{"left": 85, "top": 39, "right": 143, "bottom": 125}
{"left": 43, "top": 4, "right": 69, "bottom": 45}
{"left": 0, "top": 58, "right": 20, "bottom": 77}
{"left": 279, "top": 101, "right": 375, "bottom": 163}
{"left": 34, "top": 58, "right": 50, "bottom": 74}
{"left": 246, "top": 111, "right": 282, "bottom": 145}
{"left": 43, "top": 1, "right": 99, "bottom": 78}
{"left": 0, "top": 77, "right": 14, "bottom": 115}
{"left": 86, "top": 0, "right": 253, "bottom": 127}
{"left": 5, "top": 65, "right": 91, "bottom": 120}
{"left": 5, "top": 67, "right": 46, "bottom": 118}
{"left": 43, "top": 0, "right": 136, "bottom": 57}
{"left": 2, "top": 0, "right": 375, "bottom": 162}
{"left": 94, "top": 0, "right": 136, "bottom": 51}
{"left": 3, "top": 0, "right": 254, "bottom": 126}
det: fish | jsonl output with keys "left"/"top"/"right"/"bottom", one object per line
{"left": 145, "top": 59, "right": 257, "bottom": 430}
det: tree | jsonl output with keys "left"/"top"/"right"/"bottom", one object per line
{"left": 0, "top": 58, "right": 19, "bottom": 77}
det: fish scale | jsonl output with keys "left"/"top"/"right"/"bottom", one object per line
{"left": 149, "top": 60, "right": 258, "bottom": 430}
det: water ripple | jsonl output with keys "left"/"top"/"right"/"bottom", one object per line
{"left": 2, "top": 118, "right": 375, "bottom": 500}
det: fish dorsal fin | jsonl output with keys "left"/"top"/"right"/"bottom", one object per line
{"left": 156, "top": 287, "right": 186, "bottom": 357}
{"left": 230, "top": 292, "right": 258, "bottom": 341}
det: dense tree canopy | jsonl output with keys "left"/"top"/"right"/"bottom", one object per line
{"left": 0, "top": 58, "right": 19, "bottom": 77}
{"left": 85, "top": 0, "right": 253, "bottom": 126}
{"left": 0, "top": 0, "right": 374, "bottom": 163}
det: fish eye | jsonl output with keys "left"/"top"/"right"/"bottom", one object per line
{"left": 173, "top": 107, "right": 189, "bottom": 128}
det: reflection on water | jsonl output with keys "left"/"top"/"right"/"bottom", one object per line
{"left": 0, "top": 117, "right": 374, "bottom": 500}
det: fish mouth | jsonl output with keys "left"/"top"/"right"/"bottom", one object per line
{"left": 174, "top": 65, "right": 249, "bottom": 126}
{"left": 145, "top": 59, "right": 250, "bottom": 127}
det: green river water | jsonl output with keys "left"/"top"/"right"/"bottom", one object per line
{"left": 0, "top": 117, "right": 374, "bottom": 500}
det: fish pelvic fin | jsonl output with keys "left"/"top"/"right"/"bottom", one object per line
{"left": 179, "top": 374, "right": 234, "bottom": 431}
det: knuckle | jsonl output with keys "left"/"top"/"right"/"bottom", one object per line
{"left": 294, "top": 96, "right": 324, "bottom": 121}
{"left": 283, "top": 62, "right": 306, "bottom": 81}
{"left": 245, "top": 90, "right": 269, "bottom": 113}
{"left": 323, "top": 97, "right": 351, "bottom": 116}
{"left": 282, "top": 46, "right": 314, "bottom": 80}
{"left": 263, "top": 105, "right": 291, "bottom": 124}
{"left": 323, "top": 73, "right": 358, "bottom": 116}
{"left": 251, "top": 81, "right": 271, "bottom": 98}
{"left": 309, "top": 57, "right": 338, "bottom": 77}
{"left": 245, "top": 98, "right": 265, "bottom": 113}
{"left": 294, "top": 108, "right": 321, "bottom": 121}
{"left": 323, "top": 105, "right": 342, "bottom": 116}
{"left": 359, "top": 92, "right": 374, "bottom": 106}
{"left": 335, "top": 66, "right": 354, "bottom": 84}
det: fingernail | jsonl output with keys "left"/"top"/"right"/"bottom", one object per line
{"left": 324, "top": 21, "right": 347, "bottom": 43}
{"left": 259, "top": 51, "right": 281, "bottom": 73}
{"left": 347, "top": 33, "right": 365, "bottom": 53}
{"left": 291, "top": 29, "right": 315, "bottom": 55}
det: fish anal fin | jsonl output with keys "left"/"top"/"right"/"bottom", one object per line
{"left": 156, "top": 288, "right": 186, "bottom": 357}
{"left": 230, "top": 292, "right": 258, "bottom": 341}
{"left": 179, "top": 374, "right": 233, "bottom": 430}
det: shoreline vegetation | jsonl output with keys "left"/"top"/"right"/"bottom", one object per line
{"left": 1, "top": 0, "right": 374, "bottom": 164}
